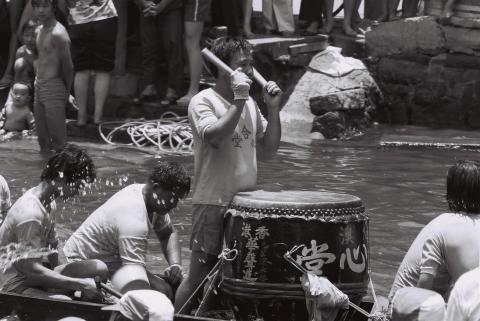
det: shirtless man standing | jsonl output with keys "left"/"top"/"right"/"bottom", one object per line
{"left": 33, "top": 0, "right": 73, "bottom": 153}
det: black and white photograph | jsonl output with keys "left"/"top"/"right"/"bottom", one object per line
{"left": 0, "top": 0, "right": 480, "bottom": 320}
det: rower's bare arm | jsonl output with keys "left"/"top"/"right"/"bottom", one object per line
{"left": 159, "top": 230, "right": 181, "bottom": 267}
{"left": 159, "top": 231, "right": 183, "bottom": 285}
{"left": 14, "top": 259, "right": 98, "bottom": 296}
{"left": 53, "top": 31, "right": 74, "bottom": 92}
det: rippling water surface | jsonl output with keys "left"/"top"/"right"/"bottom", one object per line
{"left": 0, "top": 127, "right": 477, "bottom": 297}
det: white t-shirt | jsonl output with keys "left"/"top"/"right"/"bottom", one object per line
{"left": 0, "top": 188, "right": 56, "bottom": 293}
{"left": 389, "top": 213, "right": 480, "bottom": 301}
{"left": 63, "top": 184, "right": 174, "bottom": 270}
{"left": 446, "top": 267, "right": 480, "bottom": 321}
{"left": 188, "top": 88, "right": 268, "bottom": 206}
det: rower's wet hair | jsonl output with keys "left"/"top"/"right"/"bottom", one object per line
{"left": 41, "top": 144, "right": 96, "bottom": 184}
{"left": 149, "top": 161, "right": 190, "bottom": 199}
{"left": 447, "top": 160, "right": 480, "bottom": 214}
{"left": 208, "top": 37, "right": 253, "bottom": 78}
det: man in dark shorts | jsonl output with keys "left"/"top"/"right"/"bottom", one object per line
{"left": 66, "top": 0, "right": 118, "bottom": 125}
{"left": 174, "top": 37, "right": 282, "bottom": 313}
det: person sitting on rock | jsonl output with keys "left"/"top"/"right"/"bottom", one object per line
{"left": 388, "top": 160, "right": 480, "bottom": 302}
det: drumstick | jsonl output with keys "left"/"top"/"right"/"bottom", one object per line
{"left": 201, "top": 48, "right": 270, "bottom": 89}
{"left": 201, "top": 48, "right": 234, "bottom": 75}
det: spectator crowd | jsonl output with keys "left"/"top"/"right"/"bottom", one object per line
{"left": 0, "top": 0, "right": 455, "bottom": 154}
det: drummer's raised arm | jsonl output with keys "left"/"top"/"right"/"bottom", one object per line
{"left": 258, "top": 81, "right": 282, "bottom": 155}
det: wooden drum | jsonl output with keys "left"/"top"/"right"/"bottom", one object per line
{"left": 221, "top": 190, "right": 369, "bottom": 321}
{"left": 425, "top": 0, "right": 480, "bottom": 19}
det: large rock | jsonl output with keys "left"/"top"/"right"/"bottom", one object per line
{"left": 311, "top": 112, "right": 346, "bottom": 139}
{"left": 310, "top": 89, "right": 368, "bottom": 115}
{"left": 366, "top": 16, "right": 445, "bottom": 56}
{"left": 443, "top": 26, "right": 480, "bottom": 55}
{"left": 281, "top": 47, "right": 381, "bottom": 140}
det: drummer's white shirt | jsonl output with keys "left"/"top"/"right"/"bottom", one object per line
{"left": 188, "top": 88, "right": 268, "bottom": 206}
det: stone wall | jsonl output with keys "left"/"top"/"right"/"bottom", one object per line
{"left": 366, "top": 16, "right": 480, "bottom": 128}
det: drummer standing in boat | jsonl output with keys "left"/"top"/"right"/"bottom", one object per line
{"left": 175, "top": 37, "right": 282, "bottom": 313}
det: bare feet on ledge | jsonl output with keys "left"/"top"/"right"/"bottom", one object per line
{"left": 280, "top": 30, "right": 295, "bottom": 37}
{"left": 160, "top": 88, "right": 179, "bottom": 106}
{"left": 176, "top": 92, "right": 197, "bottom": 108}
{"left": 343, "top": 25, "right": 359, "bottom": 37}
{"left": 319, "top": 21, "right": 334, "bottom": 34}
{"left": 304, "top": 21, "right": 319, "bottom": 35}
{"left": 243, "top": 27, "right": 255, "bottom": 39}
{"left": 134, "top": 84, "right": 158, "bottom": 104}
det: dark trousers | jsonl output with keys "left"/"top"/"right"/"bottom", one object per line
{"left": 210, "top": 0, "right": 242, "bottom": 36}
{"left": 299, "top": 0, "right": 323, "bottom": 24}
{"left": 140, "top": 9, "right": 183, "bottom": 92}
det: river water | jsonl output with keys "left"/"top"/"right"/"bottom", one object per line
{"left": 0, "top": 126, "right": 477, "bottom": 297}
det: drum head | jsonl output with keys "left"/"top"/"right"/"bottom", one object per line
{"left": 231, "top": 190, "right": 362, "bottom": 210}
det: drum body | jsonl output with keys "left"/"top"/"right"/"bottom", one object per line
{"left": 222, "top": 190, "right": 369, "bottom": 321}
{"left": 425, "top": 0, "right": 480, "bottom": 19}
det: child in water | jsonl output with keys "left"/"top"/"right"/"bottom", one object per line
{"left": 0, "top": 82, "right": 35, "bottom": 138}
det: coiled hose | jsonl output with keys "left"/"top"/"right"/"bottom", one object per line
{"left": 98, "top": 112, "right": 193, "bottom": 155}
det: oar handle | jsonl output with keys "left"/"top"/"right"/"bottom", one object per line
{"left": 252, "top": 68, "right": 268, "bottom": 89}
{"left": 94, "top": 276, "right": 122, "bottom": 298}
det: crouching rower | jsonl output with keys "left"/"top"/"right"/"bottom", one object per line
{"left": 63, "top": 161, "right": 191, "bottom": 300}
{"left": 0, "top": 145, "right": 107, "bottom": 298}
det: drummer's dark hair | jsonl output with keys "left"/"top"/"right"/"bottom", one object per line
{"left": 41, "top": 144, "right": 96, "bottom": 184}
{"left": 149, "top": 161, "right": 190, "bottom": 199}
{"left": 32, "top": 0, "right": 57, "bottom": 9}
{"left": 208, "top": 37, "right": 253, "bottom": 78}
{"left": 447, "top": 160, "right": 480, "bottom": 214}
